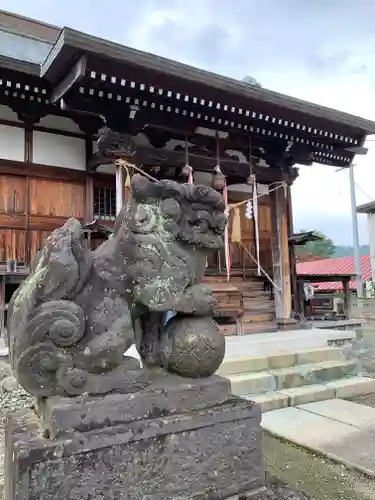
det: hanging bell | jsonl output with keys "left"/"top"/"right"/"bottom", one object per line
{"left": 213, "top": 171, "right": 225, "bottom": 190}
{"left": 181, "top": 164, "right": 192, "bottom": 178}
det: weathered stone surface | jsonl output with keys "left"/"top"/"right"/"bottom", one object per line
{"left": 4, "top": 172, "right": 265, "bottom": 499}
{"left": 7, "top": 175, "right": 226, "bottom": 398}
{"left": 0, "top": 360, "right": 12, "bottom": 381}
{"left": 1, "top": 376, "right": 19, "bottom": 393}
{"left": 38, "top": 373, "right": 231, "bottom": 439}
{"left": 5, "top": 379, "right": 264, "bottom": 500}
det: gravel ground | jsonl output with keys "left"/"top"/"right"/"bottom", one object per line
{"left": 0, "top": 384, "right": 33, "bottom": 497}
{"left": 264, "top": 433, "right": 375, "bottom": 500}
{"left": 360, "top": 326, "right": 375, "bottom": 374}
{"left": 349, "top": 326, "right": 375, "bottom": 408}
{"left": 253, "top": 474, "right": 311, "bottom": 500}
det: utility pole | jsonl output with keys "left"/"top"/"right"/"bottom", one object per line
{"left": 348, "top": 164, "right": 363, "bottom": 297}
{"left": 336, "top": 164, "right": 363, "bottom": 297}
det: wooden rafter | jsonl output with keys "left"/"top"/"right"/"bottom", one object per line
{"left": 90, "top": 132, "right": 299, "bottom": 185}
{"left": 50, "top": 55, "right": 87, "bottom": 104}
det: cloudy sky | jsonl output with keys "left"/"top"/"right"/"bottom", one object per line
{"left": 2, "top": 0, "right": 375, "bottom": 244}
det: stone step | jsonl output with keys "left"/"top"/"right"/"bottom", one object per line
{"left": 228, "top": 359, "right": 358, "bottom": 396}
{"left": 245, "top": 376, "right": 375, "bottom": 413}
{"left": 216, "top": 346, "right": 346, "bottom": 377}
{"left": 95, "top": 328, "right": 357, "bottom": 366}
{"left": 223, "top": 328, "right": 356, "bottom": 358}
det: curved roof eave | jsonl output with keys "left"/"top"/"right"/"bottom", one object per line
{"left": 41, "top": 27, "right": 375, "bottom": 136}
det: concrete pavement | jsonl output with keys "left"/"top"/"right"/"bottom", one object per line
{"left": 261, "top": 399, "right": 375, "bottom": 477}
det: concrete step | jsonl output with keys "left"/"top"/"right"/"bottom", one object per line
{"left": 245, "top": 376, "right": 375, "bottom": 413}
{"left": 228, "top": 359, "right": 358, "bottom": 396}
{"left": 223, "top": 328, "right": 356, "bottom": 358}
{"left": 216, "top": 346, "right": 346, "bottom": 377}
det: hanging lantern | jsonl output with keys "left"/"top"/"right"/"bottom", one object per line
{"left": 246, "top": 174, "right": 253, "bottom": 185}
{"left": 246, "top": 172, "right": 256, "bottom": 186}
{"left": 213, "top": 170, "right": 225, "bottom": 190}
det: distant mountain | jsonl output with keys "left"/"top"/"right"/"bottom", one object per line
{"left": 334, "top": 244, "right": 370, "bottom": 257}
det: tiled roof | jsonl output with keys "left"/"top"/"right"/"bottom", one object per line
{"left": 296, "top": 254, "right": 372, "bottom": 291}
{"left": 0, "top": 28, "right": 52, "bottom": 64}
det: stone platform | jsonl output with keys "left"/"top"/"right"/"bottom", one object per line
{"left": 4, "top": 374, "right": 265, "bottom": 500}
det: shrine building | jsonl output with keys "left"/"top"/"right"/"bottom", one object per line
{"left": 1, "top": 9, "right": 375, "bottom": 337}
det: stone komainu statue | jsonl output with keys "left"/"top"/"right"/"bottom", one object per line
{"left": 7, "top": 174, "right": 227, "bottom": 397}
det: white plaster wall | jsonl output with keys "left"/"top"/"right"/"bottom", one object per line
{"left": 97, "top": 164, "right": 115, "bottom": 175}
{"left": 367, "top": 212, "right": 375, "bottom": 282}
{"left": 37, "top": 115, "right": 82, "bottom": 133}
{"left": 32, "top": 131, "right": 86, "bottom": 170}
{"left": 0, "top": 105, "right": 22, "bottom": 122}
{"left": 0, "top": 124, "right": 25, "bottom": 161}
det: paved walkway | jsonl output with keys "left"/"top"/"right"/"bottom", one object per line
{"left": 0, "top": 326, "right": 356, "bottom": 361}
{"left": 219, "top": 328, "right": 356, "bottom": 358}
{"left": 123, "top": 327, "right": 356, "bottom": 361}
{"left": 261, "top": 399, "right": 375, "bottom": 476}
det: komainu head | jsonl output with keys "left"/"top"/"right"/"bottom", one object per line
{"left": 114, "top": 174, "right": 226, "bottom": 250}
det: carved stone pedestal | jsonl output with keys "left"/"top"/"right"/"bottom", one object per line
{"left": 5, "top": 375, "right": 264, "bottom": 500}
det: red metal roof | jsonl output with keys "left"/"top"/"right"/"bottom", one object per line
{"left": 296, "top": 254, "right": 372, "bottom": 291}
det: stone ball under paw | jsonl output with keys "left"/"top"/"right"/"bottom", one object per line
{"left": 160, "top": 316, "right": 225, "bottom": 378}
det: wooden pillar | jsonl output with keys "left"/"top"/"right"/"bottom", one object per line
{"left": 25, "top": 176, "right": 31, "bottom": 265}
{"left": 342, "top": 279, "right": 350, "bottom": 318}
{"left": 286, "top": 185, "right": 300, "bottom": 315}
{"left": 116, "top": 164, "right": 125, "bottom": 215}
{"left": 297, "top": 279, "right": 305, "bottom": 318}
{"left": 84, "top": 136, "right": 94, "bottom": 224}
{"left": 270, "top": 183, "right": 292, "bottom": 325}
{"left": 0, "top": 275, "right": 5, "bottom": 340}
{"left": 85, "top": 174, "right": 94, "bottom": 223}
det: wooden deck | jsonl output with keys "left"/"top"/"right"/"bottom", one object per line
{"left": 204, "top": 275, "right": 276, "bottom": 336}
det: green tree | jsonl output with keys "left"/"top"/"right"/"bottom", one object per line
{"left": 296, "top": 231, "right": 335, "bottom": 258}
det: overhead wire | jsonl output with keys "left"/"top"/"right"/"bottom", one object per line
{"left": 337, "top": 168, "right": 374, "bottom": 202}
